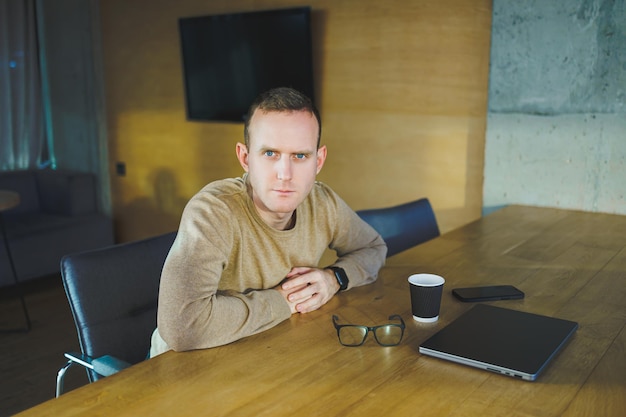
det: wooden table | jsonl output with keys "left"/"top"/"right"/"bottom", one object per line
{"left": 17, "top": 205, "right": 626, "bottom": 416}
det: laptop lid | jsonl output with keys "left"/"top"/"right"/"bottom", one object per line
{"left": 418, "top": 304, "right": 578, "bottom": 381}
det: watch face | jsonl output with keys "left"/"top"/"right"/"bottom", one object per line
{"left": 333, "top": 267, "right": 349, "bottom": 290}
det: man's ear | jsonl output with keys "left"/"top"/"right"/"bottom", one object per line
{"left": 236, "top": 142, "right": 250, "bottom": 172}
{"left": 316, "top": 145, "right": 327, "bottom": 174}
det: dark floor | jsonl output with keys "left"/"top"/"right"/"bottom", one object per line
{"left": 0, "top": 275, "right": 89, "bottom": 416}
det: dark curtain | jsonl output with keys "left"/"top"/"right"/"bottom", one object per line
{"left": 0, "top": 0, "right": 51, "bottom": 171}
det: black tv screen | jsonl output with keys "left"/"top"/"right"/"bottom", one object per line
{"left": 179, "top": 7, "right": 314, "bottom": 123}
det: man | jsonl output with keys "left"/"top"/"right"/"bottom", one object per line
{"left": 150, "top": 87, "right": 386, "bottom": 356}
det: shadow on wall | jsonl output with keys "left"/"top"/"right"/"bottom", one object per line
{"left": 120, "top": 169, "right": 188, "bottom": 242}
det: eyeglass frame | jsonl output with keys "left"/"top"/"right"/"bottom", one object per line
{"left": 332, "top": 314, "right": 406, "bottom": 347}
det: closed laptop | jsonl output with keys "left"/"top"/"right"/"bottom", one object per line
{"left": 419, "top": 304, "right": 578, "bottom": 381}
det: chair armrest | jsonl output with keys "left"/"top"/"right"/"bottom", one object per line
{"left": 57, "top": 351, "right": 131, "bottom": 397}
{"left": 64, "top": 351, "right": 131, "bottom": 377}
{"left": 64, "top": 351, "right": 95, "bottom": 370}
{"left": 93, "top": 355, "right": 131, "bottom": 377}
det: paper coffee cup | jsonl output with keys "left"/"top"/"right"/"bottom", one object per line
{"left": 408, "top": 273, "right": 445, "bottom": 323}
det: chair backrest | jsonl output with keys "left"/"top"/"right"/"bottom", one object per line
{"left": 357, "top": 198, "right": 440, "bottom": 257}
{"left": 60, "top": 232, "right": 176, "bottom": 381}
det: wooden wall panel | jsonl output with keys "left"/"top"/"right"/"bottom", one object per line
{"left": 100, "top": 0, "right": 492, "bottom": 242}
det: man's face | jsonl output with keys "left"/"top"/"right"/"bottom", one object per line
{"left": 236, "top": 110, "right": 326, "bottom": 228}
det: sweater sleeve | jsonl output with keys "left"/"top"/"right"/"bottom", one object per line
{"left": 321, "top": 186, "right": 387, "bottom": 289}
{"left": 156, "top": 191, "right": 292, "bottom": 352}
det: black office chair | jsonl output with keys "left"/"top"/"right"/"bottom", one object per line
{"left": 357, "top": 198, "right": 440, "bottom": 257}
{"left": 55, "top": 232, "right": 176, "bottom": 397}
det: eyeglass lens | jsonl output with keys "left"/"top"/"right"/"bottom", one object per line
{"left": 338, "top": 324, "right": 403, "bottom": 346}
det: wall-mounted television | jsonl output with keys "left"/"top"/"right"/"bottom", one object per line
{"left": 179, "top": 7, "right": 314, "bottom": 123}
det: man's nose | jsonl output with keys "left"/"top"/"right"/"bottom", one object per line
{"left": 276, "top": 156, "right": 292, "bottom": 180}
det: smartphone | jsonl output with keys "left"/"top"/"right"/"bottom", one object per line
{"left": 452, "top": 285, "right": 524, "bottom": 302}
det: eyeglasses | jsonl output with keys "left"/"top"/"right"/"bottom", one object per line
{"left": 332, "top": 314, "right": 406, "bottom": 347}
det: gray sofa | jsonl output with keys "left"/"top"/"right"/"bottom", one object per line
{"left": 0, "top": 169, "right": 114, "bottom": 287}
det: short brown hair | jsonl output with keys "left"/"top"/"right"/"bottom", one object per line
{"left": 243, "top": 87, "right": 321, "bottom": 148}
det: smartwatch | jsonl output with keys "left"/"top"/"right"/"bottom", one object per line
{"left": 328, "top": 267, "right": 349, "bottom": 291}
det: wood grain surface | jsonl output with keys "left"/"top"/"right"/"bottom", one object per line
{"left": 16, "top": 206, "right": 626, "bottom": 416}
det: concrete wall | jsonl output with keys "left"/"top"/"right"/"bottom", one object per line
{"left": 484, "top": 0, "right": 626, "bottom": 215}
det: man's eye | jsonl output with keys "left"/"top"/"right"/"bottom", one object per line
{"left": 264, "top": 151, "right": 276, "bottom": 157}
{"left": 294, "top": 153, "right": 306, "bottom": 160}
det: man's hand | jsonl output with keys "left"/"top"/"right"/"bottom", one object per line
{"left": 276, "top": 267, "right": 340, "bottom": 314}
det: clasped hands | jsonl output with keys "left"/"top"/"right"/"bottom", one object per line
{"left": 276, "top": 267, "right": 340, "bottom": 314}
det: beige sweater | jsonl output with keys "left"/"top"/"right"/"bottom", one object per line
{"left": 150, "top": 176, "right": 386, "bottom": 356}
